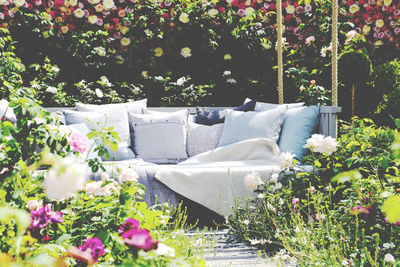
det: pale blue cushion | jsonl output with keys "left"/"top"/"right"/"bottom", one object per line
{"left": 278, "top": 105, "right": 319, "bottom": 160}
{"left": 218, "top": 106, "right": 287, "bottom": 147}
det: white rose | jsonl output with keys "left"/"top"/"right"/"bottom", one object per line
{"left": 244, "top": 7, "right": 254, "bottom": 17}
{"left": 95, "top": 88, "right": 103, "bottom": 98}
{"left": 179, "top": 12, "right": 189, "bottom": 23}
{"left": 102, "top": 0, "right": 114, "bottom": 9}
{"left": 384, "top": 253, "right": 395, "bottom": 262}
{"left": 85, "top": 180, "right": 119, "bottom": 196}
{"left": 270, "top": 173, "right": 279, "bottom": 183}
{"left": 153, "top": 243, "right": 175, "bottom": 258}
{"left": 286, "top": 5, "right": 295, "bottom": 14}
{"left": 46, "top": 86, "right": 58, "bottom": 94}
{"left": 154, "top": 76, "right": 164, "bottom": 81}
{"left": 208, "top": 8, "right": 219, "bottom": 17}
{"left": 226, "top": 78, "right": 237, "bottom": 84}
{"left": 304, "top": 134, "right": 338, "bottom": 155}
{"left": 180, "top": 47, "right": 192, "bottom": 58}
{"left": 223, "top": 70, "right": 231, "bottom": 76}
{"left": 244, "top": 171, "right": 263, "bottom": 190}
{"left": 44, "top": 156, "right": 86, "bottom": 201}
{"left": 26, "top": 199, "right": 43, "bottom": 210}
{"left": 73, "top": 8, "right": 84, "bottom": 18}
{"left": 277, "top": 152, "right": 296, "bottom": 170}
{"left": 349, "top": 4, "right": 360, "bottom": 14}
{"left": 14, "top": 0, "right": 25, "bottom": 7}
{"left": 117, "top": 166, "right": 138, "bottom": 183}
{"left": 94, "top": 46, "right": 106, "bottom": 56}
{"left": 305, "top": 36, "right": 315, "bottom": 46}
{"left": 362, "top": 25, "right": 371, "bottom": 35}
{"left": 176, "top": 77, "right": 186, "bottom": 86}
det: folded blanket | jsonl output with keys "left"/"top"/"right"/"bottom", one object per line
{"left": 155, "top": 138, "right": 280, "bottom": 216}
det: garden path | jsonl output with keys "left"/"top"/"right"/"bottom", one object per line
{"left": 187, "top": 229, "right": 296, "bottom": 267}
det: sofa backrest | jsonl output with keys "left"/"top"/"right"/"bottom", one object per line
{"left": 45, "top": 106, "right": 341, "bottom": 137}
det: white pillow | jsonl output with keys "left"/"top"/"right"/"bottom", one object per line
{"left": 244, "top": 98, "right": 304, "bottom": 112}
{"left": 75, "top": 99, "right": 147, "bottom": 114}
{"left": 218, "top": 106, "right": 288, "bottom": 147}
{"left": 187, "top": 122, "right": 224, "bottom": 157}
{"left": 128, "top": 110, "right": 189, "bottom": 164}
{"left": 63, "top": 109, "right": 135, "bottom": 161}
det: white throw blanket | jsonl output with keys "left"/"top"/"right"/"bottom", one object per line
{"left": 154, "top": 138, "right": 281, "bottom": 216}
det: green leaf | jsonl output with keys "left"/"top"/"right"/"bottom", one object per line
{"left": 382, "top": 194, "right": 400, "bottom": 223}
{"left": 109, "top": 141, "right": 118, "bottom": 152}
{"left": 0, "top": 207, "right": 31, "bottom": 236}
{"left": 331, "top": 170, "right": 362, "bottom": 183}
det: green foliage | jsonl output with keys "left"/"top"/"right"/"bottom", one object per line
{"left": 228, "top": 117, "right": 400, "bottom": 265}
{"left": 339, "top": 50, "right": 372, "bottom": 86}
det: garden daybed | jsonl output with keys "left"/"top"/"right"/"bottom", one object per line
{"left": 44, "top": 101, "right": 341, "bottom": 217}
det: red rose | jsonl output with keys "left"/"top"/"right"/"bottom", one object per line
{"left": 285, "top": 14, "right": 292, "bottom": 22}
{"left": 218, "top": 6, "right": 226, "bottom": 13}
{"left": 347, "top": 0, "right": 354, "bottom": 6}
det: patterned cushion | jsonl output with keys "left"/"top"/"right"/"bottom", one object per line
{"left": 187, "top": 122, "right": 224, "bottom": 157}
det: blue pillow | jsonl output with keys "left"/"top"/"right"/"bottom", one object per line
{"left": 278, "top": 105, "right": 319, "bottom": 160}
{"left": 218, "top": 106, "right": 287, "bottom": 147}
{"left": 196, "top": 100, "right": 256, "bottom": 126}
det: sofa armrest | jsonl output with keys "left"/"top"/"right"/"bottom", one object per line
{"left": 319, "top": 106, "right": 342, "bottom": 138}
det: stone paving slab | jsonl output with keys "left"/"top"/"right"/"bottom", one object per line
{"left": 187, "top": 229, "right": 296, "bottom": 267}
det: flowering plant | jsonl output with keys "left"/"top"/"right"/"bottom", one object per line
{"left": 297, "top": 80, "right": 331, "bottom": 106}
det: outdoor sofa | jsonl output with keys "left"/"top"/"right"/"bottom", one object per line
{"left": 44, "top": 99, "right": 341, "bottom": 217}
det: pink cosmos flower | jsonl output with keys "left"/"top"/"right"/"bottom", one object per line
{"left": 70, "top": 132, "right": 89, "bottom": 153}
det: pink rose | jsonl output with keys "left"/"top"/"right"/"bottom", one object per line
{"left": 70, "top": 132, "right": 89, "bottom": 153}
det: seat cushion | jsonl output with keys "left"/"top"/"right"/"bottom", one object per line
{"left": 128, "top": 110, "right": 189, "bottom": 164}
{"left": 63, "top": 109, "right": 135, "bottom": 161}
{"left": 278, "top": 105, "right": 320, "bottom": 160}
{"left": 218, "top": 106, "right": 287, "bottom": 147}
{"left": 244, "top": 98, "right": 304, "bottom": 112}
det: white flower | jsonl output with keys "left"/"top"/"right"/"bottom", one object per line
{"left": 180, "top": 47, "right": 192, "bottom": 58}
{"left": 154, "top": 76, "right": 164, "bottom": 81}
{"left": 277, "top": 152, "right": 296, "bottom": 170}
{"left": 349, "top": 4, "right": 360, "bottom": 14}
{"left": 208, "top": 8, "right": 219, "bottom": 17}
{"left": 267, "top": 202, "right": 276, "bottom": 212}
{"left": 73, "top": 8, "right": 84, "bottom": 18}
{"left": 286, "top": 5, "right": 295, "bottom": 14}
{"left": 383, "top": 243, "right": 395, "bottom": 249}
{"left": 305, "top": 36, "right": 315, "bottom": 46}
{"left": 307, "top": 186, "right": 315, "bottom": 194}
{"left": 341, "top": 259, "right": 348, "bottom": 266}
{"left": 14, "top": 0, "right": 25, "bottom": 7}
{"left": 304, "top": 134, "right": 338, "bottom": 155}
{"left": 95, "top": 88, "right": 103, "bottom": 98}
{"left": 226, "top": 78, "right": 237, "bottom": 84}
{"left": 384, "top": 253, "right": 395, "bottom": 262}
{"left": 243, "top": 219, "right": 250, "bottom": 225}
{"left": 46, "top": 86, "right": 58, "bottom": 94}
{"left": 345, "top": 30, "right": 358, "bottom": 44}
{"left": 244, "top": 171, "right": 263, "bottom": 190}
{"left": 27, "top": 199, "right": 43, "bottom": 210}
{"left": 179, "top": 12, "right": 189, "bottom": 23}
{"left": 244, "top": 7, "right": 254, "bottom": 17}
{"left": 176, "top": 77, "right": 186, "bottom": 86}
{"left": 223, "top": 70, "right": 231, "bottom": 76}
{"left": 85, "top": 180, "right": 119, "bottom": 196}
{"left": 141, "top": 71, "right": 148, "bottom": 78}
{"left": 270, "top": 173, "right": 279, "bottom": 183}
{"left": 117, "top": 166, "right": 138, "bottom": 183}
{"left": 153, "top": 243, "right": 175, "bottom": 258}
{"left": 44, "top": 156, "right": 86, "bottom": 201}
{"left": 102, "top": 0, "right": 114, "bottom": 9}
{"left": 94, "top": 46, "right": 106, "bottom": 56}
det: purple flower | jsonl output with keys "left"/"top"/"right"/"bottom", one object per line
{"left": 122, "top": 228, "right": 158, "bottom": 251}
{"left": 118, "top": 218, "right": 140, "bottom": 234}
{"left": 78, "top": 237, "right": 105, "bottom": 262}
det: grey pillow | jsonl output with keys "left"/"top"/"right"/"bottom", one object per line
{"left": 63, "top": 109, "right": 135, "bottom": 161}
{"left": 75, "top": 99, "right": 147, "bottom": 114}
{"left": 218, "top": 106, "right": 288, "bottom": 147}
{"left": 128, "top": 110, "right": 189, "bottom": 164}
{"left": 187, "top": 122, "right": 224, "bottom": 157}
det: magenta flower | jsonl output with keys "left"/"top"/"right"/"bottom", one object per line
{"left": 122, "top": 228, "right": 158, "bottom": 251}
{"left": 29, "top": 204, "right": 63, "bottom": 238}
{"left": 70, "top": 132, "right": 89, "bottom": 153}
{"left": 118, "top": 218, "right": 140, "bottom": 234}
{"left": 78, "top": 237, "right": 105, "bottom": 262}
